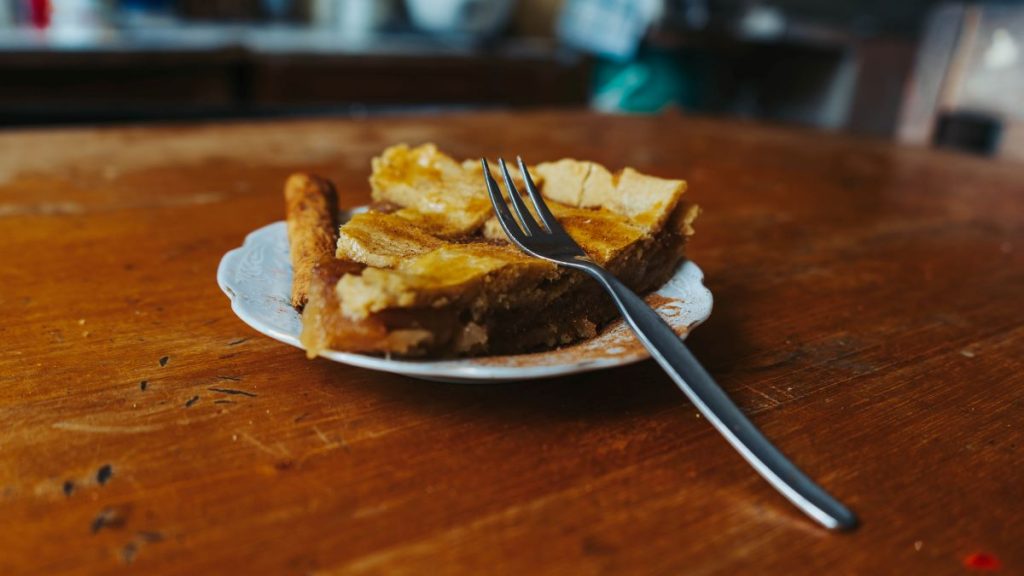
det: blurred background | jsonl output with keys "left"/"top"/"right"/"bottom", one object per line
{"left": 0, "top": 0, "right": 1021, "bottom": 159}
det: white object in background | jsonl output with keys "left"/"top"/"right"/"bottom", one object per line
{"left": 738, "top": 5, "right": 786, "bottom": 40}
{"left": 984, "top": 28, "right": 1019, "bottom": 70}
{"left": 49, "top": 0, "right": 112, "bottom": 45}
{"left": 313, "top": 0, "right": 394, "bottom": 41}
{"left": 0, "top": 1, "right": 14, "bottom": 29}
{"left": 217, "top": 213, "right": 713, "bottom": 384}
{"left": 406, "top": 0, "right": 514, "bottom": 37}
{"left": 311, "top": 0, "right": 338, "bottom": 28}
{"left": 339, "top": 0, "right": 393, "bottom": 41}
{"left": 557, "top": 0, "right": 662, "bottom": 61}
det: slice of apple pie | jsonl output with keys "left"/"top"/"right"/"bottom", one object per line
{"left": 287, "top": 143, "right": 698, "bottom": 358}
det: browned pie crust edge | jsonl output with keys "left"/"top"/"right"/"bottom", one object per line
{"left": 284, "top": 173, "right": 339, "bottom": 310}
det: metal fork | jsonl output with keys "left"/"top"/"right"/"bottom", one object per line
{"left": 482, "top": 157, "right": 857, "bottom": 531}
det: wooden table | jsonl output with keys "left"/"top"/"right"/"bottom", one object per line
{"left": 1, "top": 111, "right": 1021, "bottom": 574}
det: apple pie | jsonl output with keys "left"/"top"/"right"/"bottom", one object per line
{"left": 286, "top": 143, "right": 698, "bottom": 358}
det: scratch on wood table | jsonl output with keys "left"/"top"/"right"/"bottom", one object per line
{"left": 52, "top": 422, "right": 166, "bottom": 435}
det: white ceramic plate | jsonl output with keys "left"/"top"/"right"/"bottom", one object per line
{"left": 217, "top": 209, "right": 713, "bottom": 383}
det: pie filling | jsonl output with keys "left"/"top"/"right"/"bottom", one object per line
{"left": 293, "top": 143, "right": 698, "bottom": 358}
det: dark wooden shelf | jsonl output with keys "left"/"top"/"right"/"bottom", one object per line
{"left": 0, "top": 26, "right": 590, "bottom": 125}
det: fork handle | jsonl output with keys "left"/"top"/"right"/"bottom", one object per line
{"left": 576, "top": 261, "right": 857, "bottom": 530}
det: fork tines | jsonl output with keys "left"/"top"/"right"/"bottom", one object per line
{"left": 482, "top": 157, "right": 566, "bottom": 244}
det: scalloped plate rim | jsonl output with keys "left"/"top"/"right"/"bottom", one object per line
{"left": 217, "top": 213, "right": 713, "bottom": 383}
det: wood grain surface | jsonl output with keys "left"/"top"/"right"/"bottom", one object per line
{"left": 1, "top": 110, "right": 1021, "bottom": 575}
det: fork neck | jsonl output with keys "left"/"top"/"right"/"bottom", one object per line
{"left": 559, "top": 255, "right": 610, "bottom": 279}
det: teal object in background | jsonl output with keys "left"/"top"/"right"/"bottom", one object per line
{"left": 591, "top": 50, "right": 696, "bottom": 114}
